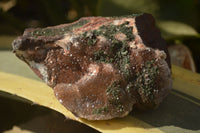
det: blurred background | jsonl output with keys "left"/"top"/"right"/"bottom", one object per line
{"left": 0, "top": 0, "right": 200, "bottom": 132}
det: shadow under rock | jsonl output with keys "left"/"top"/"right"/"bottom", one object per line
{"left": 0, "top": 92, "right": 99, "bottom": 133}
{"left": 131, "top": 91, "right": 200, "bottom": 131}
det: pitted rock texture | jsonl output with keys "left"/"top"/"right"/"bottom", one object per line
{"left": 12, "top": 13, "right": 172, "bottom": 120}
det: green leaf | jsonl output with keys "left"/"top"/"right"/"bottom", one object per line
{"left": 0, "top": 36, "right": 16, "bottom": 50}
{"left": 97, "top": 0, "right": 199, "bottom": 28}
{"left": 97, "top": 0, "right": 159, "bottom": 17}
{"left": 157, "top": 21, "right": 199, "bottom": 39}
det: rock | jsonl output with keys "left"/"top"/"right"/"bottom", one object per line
{"left": 12, "top": 13, "right": 172, "bottom": 120}
{"left": 168, "top": 43, "right": 196, "bottom": 72}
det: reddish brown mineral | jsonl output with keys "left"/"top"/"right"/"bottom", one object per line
{"left": 12, "top": 13, "right": 172, "bottom": 120}
{"left": 168, "top": 44, "right": 196, "bottom": 72}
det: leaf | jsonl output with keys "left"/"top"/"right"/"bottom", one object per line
{"left": 0, "top": 36, "right": 16, "bottom": 50}
{"left": 172, "top": 65, "right": 200, "bottom": 101}
{"left": 97, "top": 0, "right": 200, "bottom": 29}
{"left": 158, "top": 0, "right": 199, "bottom": 29}
{"left": 157, "top": 21, "right": 199, "bottom": 39}
{"left": 3, "top": 126, "right": 34, "bottom": 133}
{"left": 97, "top": 0, "right": 159, "bottom": 17}
{"left": 0, "top": 51, "right": 200, "bottom": 132}
{"left": 0, "top": 51, "right": 39, "bottom": 80}
{"left": 0, "top": 71, "right": 164, "bottom": 133}
{"left": 0, "top": 0, "right": 16, "bottom": 12}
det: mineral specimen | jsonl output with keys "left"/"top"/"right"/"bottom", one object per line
{"left": 12, "top": 13, "right": 172, "bottom": 120}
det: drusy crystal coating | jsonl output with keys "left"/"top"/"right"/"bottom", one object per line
{"left": 12, "top": 13, "right": 172, "bottom": 120}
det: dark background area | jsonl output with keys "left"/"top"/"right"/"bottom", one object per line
{"left": 1, "top": 0, "right": 200, "bottom": 35}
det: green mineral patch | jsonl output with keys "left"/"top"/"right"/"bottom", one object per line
{"left": 93, "top": 106, "right": 108, "bottom": 115}
{"left": 134, "top": 59, "right": 160, "bottom": 101}
{"left": 125, "top": 82, "right": 134, "bottom": 93}
{"left": 106, "top": 81, "right": 124, "bottom": 113}
{"left": 90, "top": 21, "right": 133, "bottom": 79}
{"left": 30, "top": 19, "right": 89, "bottom": 37}
{"left": 92, "top": 21, "right": 135, "bottom": 41}
{"left": 93, "top": 50, "right": 107, "bottom": 62}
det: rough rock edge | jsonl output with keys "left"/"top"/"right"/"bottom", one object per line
{"left": 12, "top": 13, "right": 172, "bottom": 120}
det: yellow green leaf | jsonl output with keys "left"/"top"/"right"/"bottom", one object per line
{"left": 0, "top": 36, "right": 16, "bottom": 50}
{"left": 157, "top": 21, "right": 199, "bottom": 39}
